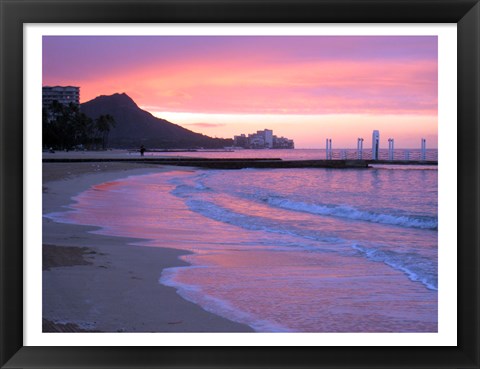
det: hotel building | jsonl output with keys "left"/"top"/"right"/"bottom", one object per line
{"left": 42, "top": 86, "right": 80, "bottom": 107}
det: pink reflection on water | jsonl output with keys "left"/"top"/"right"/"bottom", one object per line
{"left": 175, "top": 250, "right": 436, "bottom": 332}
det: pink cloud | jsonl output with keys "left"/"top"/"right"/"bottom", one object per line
{"left": 184, "top": 122, "right": 226, "bottom": 128}
{"left": 43, "top": 36, "right": 437, "bottom": 117}
{"left": 62, "top": 56, "right": 436, "bottom": 116}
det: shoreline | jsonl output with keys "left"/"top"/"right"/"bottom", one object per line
{"left": 42, "top": 161, "right": 254, "bottom": 332}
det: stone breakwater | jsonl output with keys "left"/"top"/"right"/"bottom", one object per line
{"left": 43, "top": 157, "right": 437, "bottom": 169}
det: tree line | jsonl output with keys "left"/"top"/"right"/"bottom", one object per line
{"left": 43, "top": 101, "right": 116, "bottom": 150}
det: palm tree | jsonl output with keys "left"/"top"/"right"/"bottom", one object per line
{"left": 95, "top": 114, "right": 116, "bottom": 150}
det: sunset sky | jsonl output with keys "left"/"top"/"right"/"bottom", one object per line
{"left": 43, "top": 36, "right": 438, "bottom": 148}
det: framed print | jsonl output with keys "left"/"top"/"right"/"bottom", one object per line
{"left": 1, "top": 0, "right": 479, "bottom": 368}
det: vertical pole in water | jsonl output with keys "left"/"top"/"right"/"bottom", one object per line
{"left": 357, "top": 138, "right": 363, "bottom": 159}
{"left": 405, "top": 150, "right": 410, "bottom": 161}
{"left": 326, "top": 139, "right": 332, "bottom": 160}
{"left": 372, "top": 130, "right": 379, "bottom": 160}
{"left": 326, "top": 138, "right": 329, "bottom": 159}
{"left": 388, "top": 138, "right": 394, "bottom": 160}
{"left": 421, "top": 138, "right": 426, "bottom": 161}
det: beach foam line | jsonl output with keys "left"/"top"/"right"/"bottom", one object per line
{"left": 184, "top": 198, "right": 343, "bottom": 247}
{"left": 352, "top": 244, "right": 438, "bottom": 291}
{"left": 265, "top": 197, "right": 438, "bottom": 230}
{"left": 160, "top": 267, "right": 292, "bottom": 333}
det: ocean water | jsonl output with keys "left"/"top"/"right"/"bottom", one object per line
{"left": 47, "top": 155, "right": 438, "bottom": 332}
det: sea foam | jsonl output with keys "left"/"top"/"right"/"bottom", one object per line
{"left": 352, "top": 244, "right": 438, "bottom": 291}
{"left": 265, "top": 197, "right": 438, "bottom": 230}
{"left": 160, "top": 267, "right": 292, "bottom": 332}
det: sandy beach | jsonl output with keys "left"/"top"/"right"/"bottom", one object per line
{"left": 42, "top": 158, "right": 253, "bottom": 332}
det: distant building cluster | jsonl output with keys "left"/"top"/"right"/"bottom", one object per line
{"left": 42, "top": 86, "right": 80, "bottom": 108}
{"left": 234, "top": 129, "right": 294, "bottom": 149}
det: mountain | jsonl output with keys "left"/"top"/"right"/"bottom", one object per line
{"left": 80, "top": 93, "right": 232, "bottom": 149}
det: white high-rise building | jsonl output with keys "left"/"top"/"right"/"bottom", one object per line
{"left": 264, "top": 129, "right": 273, "bottom": 148}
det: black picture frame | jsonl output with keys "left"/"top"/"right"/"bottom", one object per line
{"left": 1, "top": 0, "right": 479, "bottom": 368}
